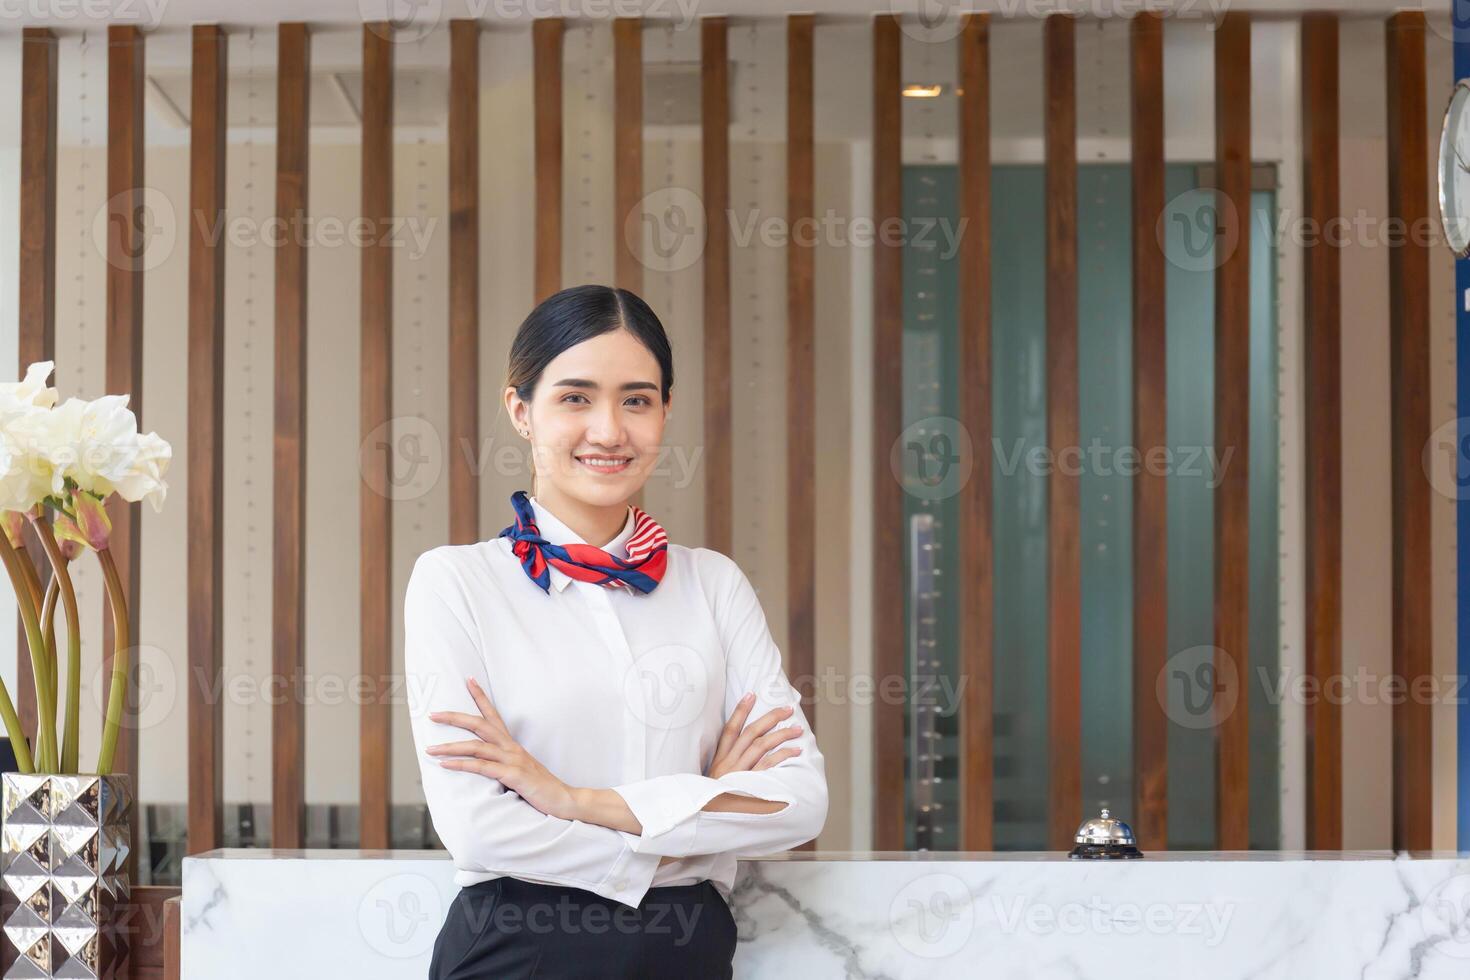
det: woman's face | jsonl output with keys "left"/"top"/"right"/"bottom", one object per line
{"left": 505, "top": 328, "right": 670, "bottom": 509}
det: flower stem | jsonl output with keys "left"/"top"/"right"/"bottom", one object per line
{"left": 13, "top": 540, "right": 57, "bottom": 765}
{"left": 31, "top": 518, "right": 80, "bottom": 775}
{"left": 20, "top": 549, "right": 59, "bottom": 760}
{"left": 14, "top": 545, "right": 42, "bottom": 620}
{"left": 0, "top": 530, "right": 32, "bottom": 773}
{"left": 41, "top": 577, "right": 59, "bottom": 744}
{"left": 96, "top": 548, "right": 129, "bottom": 776}
{"left": 0, "top": 678, "right": 31, "bottom": 774}
{"left": 0, "top": 532, "right": 54, "bottom": 771}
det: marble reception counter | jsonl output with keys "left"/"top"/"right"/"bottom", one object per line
{"left": 181, "top": 848, "right": 1470, "bottom": 978}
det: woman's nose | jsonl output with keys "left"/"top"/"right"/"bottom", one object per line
{"left": 585, "top": 401, "right": 627, "bottom": 445}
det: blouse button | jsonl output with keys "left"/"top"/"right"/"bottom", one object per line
{"left": 613, "top": 876, "right": 628, "bottom": 890}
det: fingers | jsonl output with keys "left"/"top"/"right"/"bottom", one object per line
{"left": 753, "top": 745, "right": 802, "bottom": 771}
{"left": 751, "top": 724, "right": 804, "bottom": 758}
{"left": 425, "top": 739, "right": 502, "bottom": 760}
{"left": 437, "top": 758, "right": 508, "bottom": 781}
{"left": 465, "top": 677, "right": 510, "bottom": 738}
{"left": 426, "top": 709, "right": 500, "bottom": 742}
{"left": 735, "top": 721, "right": 801, "bottom": 772}
{"left": 709, "top": 697, "right": 804, "bottom": 779}
{"left": 749, "top": 704, "right": 794, "bottom": 737}
{"left": 427, "top": 677, "right": 509, "bottom": 743}
{"left": 714, "top": 693, "right": 756, "bottom": 763}
{"left": 730, "top": 705, "right": 795, "bottom": 763}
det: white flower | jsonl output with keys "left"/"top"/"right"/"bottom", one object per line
{"left": 0, "top": 438, "right": 55, "bottom": 513}
{"left": 107, "top": 429, "right": 171, "bottom": 512}
{"left": 0, "top": 361, "right": 58, "bottom": 422}
{"left": 0, "top": 362, "right": 61, "bottom": 512}
{"left": 5, "top": 393, "right": 172, "bottom": 513}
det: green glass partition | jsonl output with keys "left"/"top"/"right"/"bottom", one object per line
{"left": 897, "top": 162, "right": 1280, "bottom": 851}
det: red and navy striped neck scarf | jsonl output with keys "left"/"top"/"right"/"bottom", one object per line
{"left": 499, "top": 490, "right": 669, "bottom": 595}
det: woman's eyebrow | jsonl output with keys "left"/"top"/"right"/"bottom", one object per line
{"left": 551, "top": 378, "right": 659, "bottom": 392}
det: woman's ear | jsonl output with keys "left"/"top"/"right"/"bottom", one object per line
{"left": 504, "top": 386, "right": 529, "bottom": 438}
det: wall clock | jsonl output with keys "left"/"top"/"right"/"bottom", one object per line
{"left": 1438, "top": 78, "right": 1470, "bottom": 258}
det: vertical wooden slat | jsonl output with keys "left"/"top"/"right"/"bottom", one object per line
{"left": 533, "top": 18, "right": 564, "bottom": 303}
{"left": 702, "top": 18, "right": 732, "bottom": 557}
{"left": 16, "top": 28, "right": 57, "bottom": 749}
{"left": 1301, "top": 12, "right": 1343, "bottom": 851}
{"left": 360, "top": 22, "right": 394, "bottom": 851}
{"left": 958, "top": 12, "right": 994, "bottom": 852}
{"left": 449, "top": 20, "right": 480, "bottom": 547}
{"left": 104, "top": 24, "right": 144, "bottom": 882}
{"left": 273, "top": 22, "right": 310, "bottom": 850}
{"left": 872, "top": 13, "right": 905, "bottom": 851}
{"left": 614, "top": 18, "right": 643, "bottom": 293}
{"left": 1385, "top": 9, "right": 1432, "bottom": 852}
{"left": 127, "top": 884, "right": 180, "bottom": 977}
{"left": 187, "top": 23, "right": 227, "bottom": 855}
{"left": 162, "top": 896, "right": 181, "bottom": 980}
{"left": 613, "top": 18, "right": 647, "bottom": 516}
{"left": 786, "top": 13, "right": 816, "bottom": 840}
{"left": 1044, "top": 12, "right": 1081, "bottom": 852}
{"left": 1130, "top": 10, "right": 1168, "bottom": 852}
{"left": 1213, "top": 11, "right": 1252, "bottom": 850}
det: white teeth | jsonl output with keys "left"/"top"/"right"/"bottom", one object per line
{"left": 579, "top": 457, "right": 628, "bottom": 468}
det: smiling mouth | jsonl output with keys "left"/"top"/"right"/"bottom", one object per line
{"left": 575, "top": 454, "right": 633, "bottom": 474}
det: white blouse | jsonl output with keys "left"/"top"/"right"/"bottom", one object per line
{"left": 405, "top": 494, "right": 829, "bottom": 908}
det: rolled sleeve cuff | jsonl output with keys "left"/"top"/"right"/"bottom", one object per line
{"left": 611, "top": 773, "right": 730, "bottom": 853}
{"left": 596, "top": 839, "right": 663, "bottom": 908}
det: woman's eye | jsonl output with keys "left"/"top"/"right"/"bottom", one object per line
{"left": 559, "top": 393, "right": 651, "bottom": 407}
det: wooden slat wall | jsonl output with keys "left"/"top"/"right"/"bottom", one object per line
{"left": 359, "top": 22, "right": 394, "bottom": 851}
{"left": 187, "top": 23, "right": 228, "bottom": 855}
{"left": 104, "top": 24, "right": 145, "bottom": 880}
{"left": 1301, "top": 13, "right": 1343, "bottom": 850}
{"left": 702, "top": 18, "right": 732, "bottom": 557}
{"left": 448, "top": 20, "right": 480, "bottom": 546}
{"left": 958, "top": 12, "right": 995, "bottom": 852}
{"left": 787, "top": 12, "right": 816, "bottom": 777}
{"left": 9, "top": 8, "right": 1435, "bottom": 872}
{"left": 272, "top": 22, "right": 310, "bottom": 849}
{"left": 1213, "top": 11, "right": 1252, "bottom": 850}
{"left": 872, "top": 13, "right": 905, "bottom": 851}
{"left": 1385, "top": 9, "right": 1432, "bottom": 852}
{"left": 1044, "top": 12, "right": 1081, "bottom": 851}
{"left": 16, "top": 28, "right": 57, "bottom": 745}
{"left": 1130, "top": 10, "right": 1168, "bottom": 852}
{"left": 614, "top": 18, "right": 643, "bottom": 293}
{"left": 533, "top": 18, "right": 564, "bottom": 303}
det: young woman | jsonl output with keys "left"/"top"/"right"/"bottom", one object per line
{"left": 406, "top": 285, "right": 829, "bottom": 978}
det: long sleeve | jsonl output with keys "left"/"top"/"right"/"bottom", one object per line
{"left": 609, "top": 551, "right": 829, "bottom": 859}
{"left": 404, "top": 550, "right": 662, "bottom": 908}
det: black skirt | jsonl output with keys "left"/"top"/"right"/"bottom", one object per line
{"left": 428, "top": 876, "right": 738, "bottom": 979}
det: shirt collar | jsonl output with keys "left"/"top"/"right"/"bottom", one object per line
{"left": 528, "top": 495, "right": 636, "bottom": 592}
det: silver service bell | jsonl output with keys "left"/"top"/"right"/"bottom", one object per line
{"left": 1067, "top": 808, "right": 1145, "bottom": 859}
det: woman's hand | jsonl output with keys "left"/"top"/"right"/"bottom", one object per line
{"left": 426, "top": 676, "right": 580, "bottom": 822}
{"left": 706, "top": 693, "right": 804, "bottom": 780}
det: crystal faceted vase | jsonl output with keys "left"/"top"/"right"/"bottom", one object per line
{"left": 0, "top": 774, "right": 131, "bottom": 978}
